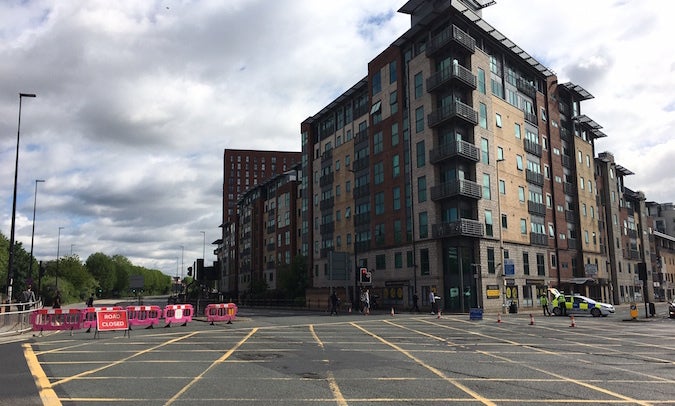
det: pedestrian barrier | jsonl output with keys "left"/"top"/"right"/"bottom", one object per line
{"left": 82, "top": 307, "right": 124, "bottom": 333}
{"left": 205, "top": 303, "right": 237, "bottom": 325}
{"left": 30, "top": 308, "right": 84, "bottom": 336}
{"left": 126, "top": 305, "right": 162, "bottom": 329}
{"left": 164, "top": 304, "right": 194, "bottom": 327}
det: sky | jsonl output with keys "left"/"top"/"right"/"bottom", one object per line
{"left": 1, "top": 0, "right": 673, "bottom": 276}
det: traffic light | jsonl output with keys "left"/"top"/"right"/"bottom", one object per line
{"left": 360, "top": 267, "right": 371, "bottom": 284}
{"left": 187, "top": 266, "right": 193, "bottom": 277}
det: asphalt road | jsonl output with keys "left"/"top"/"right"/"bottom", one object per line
{"left": 2, "top": 305, "right": 675, "bottom": 406}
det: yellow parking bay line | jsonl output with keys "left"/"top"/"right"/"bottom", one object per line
{"left": 23, "top": 343, "right": 62, "bottom": 406}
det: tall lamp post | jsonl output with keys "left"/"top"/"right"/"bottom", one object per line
{"left": 28, "top": 179, "right": 45, "bottom": 285}
{"left": 6, "top": 92, "right": 36, "bottom": 305}
{"left": 496, "top": 158, "right": 506, "bottom": 313}
{"left": 55, "top": 227, "right": 64, "bottom": 290}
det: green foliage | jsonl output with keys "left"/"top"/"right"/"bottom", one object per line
{"left": 1, "top": 231, "right": 172, "bottom": 304}
{"left": 277, "top": 254, "right": 309, "bottom": 300}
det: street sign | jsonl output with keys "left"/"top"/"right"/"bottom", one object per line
{"left": 96, "top": 309, "right": 129, "bottom": 332}
{"left": 504, "top": 259, "right": 515, "bottom": 276}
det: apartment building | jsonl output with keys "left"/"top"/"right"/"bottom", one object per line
{"left": 299, "top": 0, "right": 642, "bottom": 314}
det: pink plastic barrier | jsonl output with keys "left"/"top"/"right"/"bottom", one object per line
{"left": 81, "top": 307, "right": 124, "bottom": 331}
{"left": 126, "top": 305, "right": 162, "bottom": 329}
{"left": 163, "top": 304, "right": 194, "bottom": 327}
{"left": 205, "top": 303, "right": 238, "bottom": 325}
{"left": 30, "top": 308, "right": 84, "bottom": 335}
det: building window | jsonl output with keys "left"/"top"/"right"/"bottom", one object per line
{"left": 393, "top": 154, "right": 400, "bottom": 177}
{"left": 523, "top": 252, "right": 530, "bottom": 275}
{"left": 520, "top": 219, "right": 527, "bottom": 234}
{"left": 496, "top": 113, "right": 502, "bottom": 128}
{"left": 394, "top": 252, "right": 403, "bottom": 268}
{"left": 389, "top": 90, "right": 398, "bottom": 115}
{"left": 518, "top": 186, "right": 525, "bottom": 202}
{"left": 374, "top": 162, "right": 384, "bottom": 184}
{"left": 477, "top": 68, "right": 486, "bottom": 94}
{"left": 487, "top": 248, "right": 496, "bottom": 274}
{"left": 373, "top": 131, "right": 383, "bottom": 154}
{"left": 499, "top": 179, "right": 506, "bottom": 194}
{"left": 537, "top": 253, "right": 546, "bottom": 276}
{"left": 394, "top": 220, "right": 402, "bottom": 243}
{"left": 483, "top": 173, "right": 491, "bottom": 200}
{"left": 372, "top": 70, "right": 381, "bottom": 94}
{"left": 376, "top": 254, "right": 386, "bottom": 269}
{"left": 481, "top": 137, "right": 489, "bottom": 164}
{"left": 375, "top": 192, "right": 385, "bottom": 215}
{"left": 414, "top": 72, "right": 423, "bottom": 98}
{"left": 514, "top": 123, "right": 521, "bottom": 139}
{"left": 375, "top": 223, "right": 385, "bottom": 244}
{"left": 389, "top": 61, "right": 397, "bottom": 83}
{"left": 479, "top": 103, "right": 487, "bottom": 129}
{"left": 420, "top": 249, "right": 430, "bottom": 275}
{"left": 391, "top": 122, "right": 399, "bottom": 146}
{"left": 416, "top": 140, "right": 425, "bottom": 167}
{"left": 497, "top": 146, "right": 504, "bottom": 160}
{"left": 393, "top": 187, "right": 401, "bottom": 211}
{"left": 516, "top": 155, "right": 523, "bottom": 170}
{"left": 485, "top": 210, "right": 493, "bottom": 237}
{"left": 418, "top": 176, "right": 427, "bottom": 202}
{"left": 419, "top": 212, "right": 428, "bottom": 239}
{"left": 501, "top": 213, "right": 508, "bottom": 229}
{"left": 415, "top": 106, "right": 424, "bottom": 132}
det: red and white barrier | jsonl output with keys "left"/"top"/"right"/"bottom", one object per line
{"left": 81, "top": 307, "right": 124, "bottom": 332}
{"left": 163, "top": 304, "right": 194, "bottom": 327}
{"left": 126, "top": 305, "right": 162, "bottom": 329}
{"left": 30, "top": 308, "right": 84, "bottom": 335}
{"left": 205, "top": 303, "right": 238, "bottom": 325}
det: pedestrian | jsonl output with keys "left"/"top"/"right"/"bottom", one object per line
{"left": 329, "top": 291, "right": 339, "bottom": 316}
{"left": 558, "top": 293, "right": 567, "bottom": 316}
{"left": 429, "top": 290, "right": 437, "bottom": 314}
{"left": 412, "top": 293, "right": 420, "bottom": 312}
{"left": 86, "top": 293, "right": 94, "bottom": 308}
{"left": 53, "top": 291, "right": 62, "bottom": 309}
{"left": 540, "top": 294, "right": 550, "bottom": 316}
{"left": 362, "top": 289, "right": 370, "bottom": 315}
{"left": 22, "top": 285, "right": 36, "bottom": 310}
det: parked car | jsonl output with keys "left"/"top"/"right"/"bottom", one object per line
{"left": 550, "top": 293, "right": 615, "bottom": 317}
{"left": 669, "top": 301, "right": 675, "bottom": 319}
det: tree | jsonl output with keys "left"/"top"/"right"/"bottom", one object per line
{"left": 85, "top": 253, "right": 116, "bottom": 295}
{"left": 277, "top": 255, "right": 309, "bottom": 300}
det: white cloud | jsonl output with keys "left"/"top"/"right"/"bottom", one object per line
{"left": 1, "top": 0, "right": 673, "bottom": 275}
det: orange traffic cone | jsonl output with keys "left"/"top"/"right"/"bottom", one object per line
{"left": 391, "top": 307, "right": 395, "bottom": 316}
{"left": 529, "top": 313, "right": 535, "bottom": 325}
{"left": 497, "top": 313, "right": 502, "bottom": 323}
{"left": 569, "top": 315, "right": 576, "bottom": 328}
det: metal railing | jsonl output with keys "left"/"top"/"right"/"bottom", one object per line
{"left": 0, "top": 299, "right": 42, "bottom": 336}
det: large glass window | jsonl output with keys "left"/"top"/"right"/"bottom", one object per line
{"left": 373, "top": 131, "right": 383, "bottom": 154}
{"left": 372, "top": 70, "right": 381, "bottom": 94}
{"left": 419, "top": 212, "right": 428, "bottom": 238}
{"left": 393, "top": 187, "right": 401, "bottom": 210}
{"left": 418, "top": 176, "right": 427, "bottom": 202}
{"left": 479, "top": 103, "right": 487, "bottom": 129}
{"left": 485, "top": 210, "right": 493, "bottom": 237}
{"left": 414, "top": 72, "right": 423, "bottom": 98}
{"left": 389, "top": 90, "right": 398, "bottom": 115}
{"left": 487, "top": 248, "right": 495, "bottom": 274}
{"left": 375, "top": 192, "right": 385, "bottom": 215}
{"left": 477, "top": 68, "right": 486, "bottom": 94}
{"left": 374, "top": 162, "right": 384, "bottom": 184}
{"left": 416, "top": 141, "right": 425, "bottom": 167}
{"left": 483, "top": 173, "right": 491, "bottom": 200}
{"left": 389, "top": 61, "right": 397, "bottom": 83}
{"left": 481, "top": 138, "right": 489, "bottom": 164}
{"left": 420, "top": 249, "right": 430, "bottom": 275}
{"left": 392, "top": 154, "right": 400, "bottom": 177}
{"left": 415, "top": 106, "right": 424, "bottom": 132}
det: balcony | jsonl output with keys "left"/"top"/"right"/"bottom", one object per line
{"left": 266, "top": 226, "right": 275, "bottom": 234}
{"left": 354, "top": 212, "right": 370, "bottom": 226}
{"left": 427, "top": 25, "right": 476, "bottom": 56}
{"left": 321, "top": 148, "right": 332, "bottom": 162}
{"left": 561, "top": 154, "right": 573, "bottom": 169}
{"left": 516, "top": 77, "right": 537, "bottom": 98}
{"left": 319, "top": 172, "right": 334, "bottom": 187}
{"left": 567, "top": 238, "right": 578, "bottom": 250}
{"left": 530, "top": 232, "right": 548, "bottom": 246}
{"left": 563, "top": 182, "right": 576, "bottom": 195}
{"left": 352, "top": 157, "right": 369, "bottom": 172}
{"left": 432, "top": 218, "right": 484, "bottom": 239}
{"left": 320, "top": 221, "right": 335, "bottom": 235}
{"left": 428, "top": 101, "right": 478, "bottom": 128}
{"left": 564, "top": 210, "right": 577, "bottom": 223}
{"left": 319, "top": 197, "right": 334, "bottom": 210}
{"left": 427, "top": 64, "right": 476, "bottom": 92}
{"left": 354, "top": 128, "right": 369, "bottom": 145}
{"left": 627, "top": 229, "right": 638, "bottom": 239}
{"left": 527, "top": 200, "right": 546, "bottom": 216}
{"left": 353, "top": 184, "right": 370, "bottom": 198}
{"left": 523, "top": 110, "right": 538, "bottom": 125}
{"left": 560, "top": 126, "right": 572, "bottom": 141}
{"left": 429, "top": 140, "right": 480, "bottom": 164}
{"left": 627, "top": 249, "right": 641, "bottom": 260}
{"left": 526, "top": 170, "right": 544, "bottom": 186}
{"left": 523, "top": 139, "right": 542, "bottom": 157}
{"left": 430, "top": 179, "right": 482, "bottom": 201}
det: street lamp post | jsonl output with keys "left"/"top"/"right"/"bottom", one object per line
{"left": 56, "top": 227, "right": 64, "bottom": 290}
{"left": 28, "top": 179, "right": 45, "bottom": 285}
{"left": 6, "top": 92, "right": 36, "bottom": 305}
{"left": 496, "top": 158, "right": 506, "bottom": 313}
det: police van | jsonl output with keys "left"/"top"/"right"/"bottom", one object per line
{"left": 548, "top": 288, "right": 615, "bottom": 317}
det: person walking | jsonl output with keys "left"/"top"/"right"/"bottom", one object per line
{"left": 86, "top": 293, "right": 95, "bottom": 308}
{"left": 412, "top": 293, "right": 420, "bottom": 312}
{"left": 362, "top": 289, "right": 370, "bottom": 315}
{"left": 540, "top": 294, "right": 550, "bottom": 316}
{"left": 329, "top": 291, "right": 339, "bottom": 316}
{"left": 429, "top": 290, "right": 437, "bottom": 314}
{"left": 53, "top": 291, "right": 62, "bottom": 309}
{"left": 22, "top": 285, "right": 36, "bottom": 310}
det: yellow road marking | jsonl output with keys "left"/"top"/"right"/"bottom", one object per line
{"left": 163, "top": 328, "right": 258, "bottom": 406}
{"left": 23, "top": 343, "right": 62, "bottom": 406}
{"left": 50, "top": 331, "right": 199, "bottom": 387}
{"left": 351, "top": 322, "right": 496, "bottom": 406}
{"left": 310, "top": 324, "right": 348, "bottom": 406}
{"left": 309, "top": 324, "right": 324, "bottom": 349}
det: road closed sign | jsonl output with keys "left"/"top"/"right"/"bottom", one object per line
{"left": 97, "top": 309, "right": 129, "bottom": 331}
